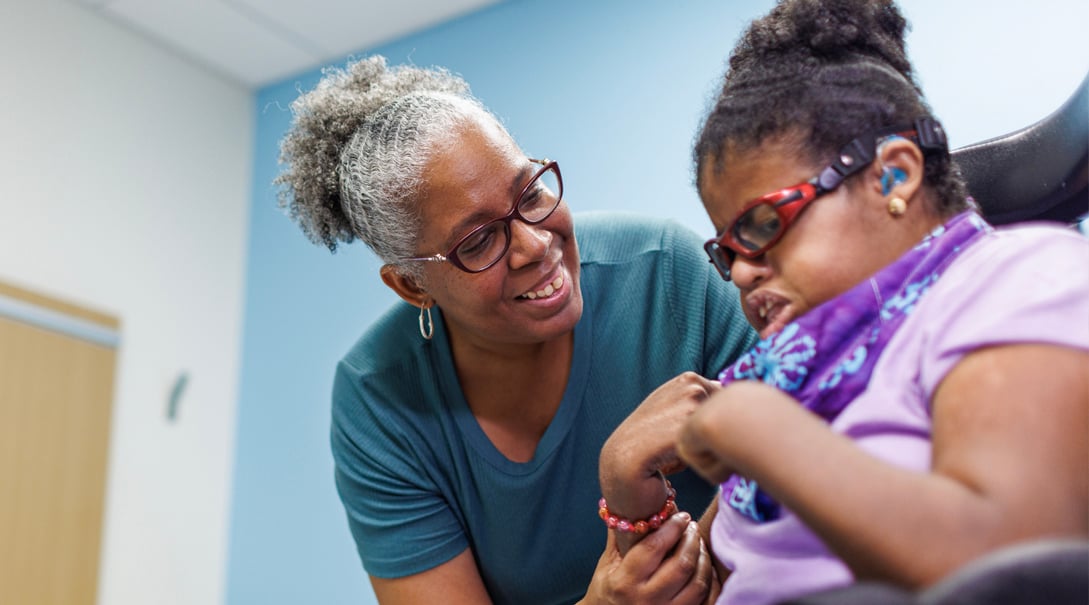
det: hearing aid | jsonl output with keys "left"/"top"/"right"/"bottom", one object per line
{"left": 881, "top": 166, "right": 907, "bottom": 195}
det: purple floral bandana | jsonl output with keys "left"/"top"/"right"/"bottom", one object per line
{"left": 719, "top": 211, "right": 991, "bottom": 523}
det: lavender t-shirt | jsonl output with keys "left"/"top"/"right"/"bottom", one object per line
{"left": 711, "top": 223, "right": 1089, "bottom": 605}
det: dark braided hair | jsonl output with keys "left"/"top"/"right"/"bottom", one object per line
{"left": 695, "top": 0, "right": 968, "bottom": 214}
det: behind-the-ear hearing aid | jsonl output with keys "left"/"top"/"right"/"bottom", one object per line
{"left": 881, "top": 166, "right": 907, "bottom": 195}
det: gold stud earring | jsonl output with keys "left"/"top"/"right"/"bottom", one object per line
{"left": 888, "top": 197, "right": 907, "bottom": 216}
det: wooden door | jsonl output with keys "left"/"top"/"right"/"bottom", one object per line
{"left": 0, "top": 281, "right": 119, "bottom": 605}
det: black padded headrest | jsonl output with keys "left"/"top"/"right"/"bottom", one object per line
{"left": 952, "top": 72, "right": 1089, "bottom": 226}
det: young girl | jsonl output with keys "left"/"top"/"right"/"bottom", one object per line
{"left": 598, "top": 1, "right": 1089, "bottom": 603}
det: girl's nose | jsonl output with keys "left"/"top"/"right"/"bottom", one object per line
{"left": 729, "top": 253, "right": 770, "bottom": 288}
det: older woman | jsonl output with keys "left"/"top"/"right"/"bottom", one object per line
{"left": 275, "top": 56, "right": 757, "bottom": 604}
{"left": 599, "top": 1, "right": 1089, "bottom": 603}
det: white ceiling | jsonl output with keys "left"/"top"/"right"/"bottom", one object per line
{"left": 68, "top": 0, "right": 505, "bottom": 89}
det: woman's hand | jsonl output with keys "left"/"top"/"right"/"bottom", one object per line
{"left": 580, "top": 512, "right": 719, "bottom": 605}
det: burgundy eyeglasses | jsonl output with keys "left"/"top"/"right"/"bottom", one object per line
{"left": 400, "top": 158, "right": 564, "bottom": 273}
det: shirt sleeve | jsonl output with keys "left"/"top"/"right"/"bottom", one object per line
{"left": 331, "top": 358, "right": 469, "bottom": 578}
{"left": 917, "top": 226, "right": 1089, "bottom": 398}
{"left": 662, "top": 219, "right": 760, "bottom": 378}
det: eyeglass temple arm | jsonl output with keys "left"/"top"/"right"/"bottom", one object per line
{"left": 402, "top": 254, "right": 448, "bottom": 263}
{"left": 814, "top": 117, "right": 948, "bottom": 193}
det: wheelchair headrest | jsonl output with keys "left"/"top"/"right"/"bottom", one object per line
{"left": 952, "top": 72, "right": 1089, "bottom": 226}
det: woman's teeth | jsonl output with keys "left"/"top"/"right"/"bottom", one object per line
{"left": 520, "top": 276, "right": 564, "bottom": 300}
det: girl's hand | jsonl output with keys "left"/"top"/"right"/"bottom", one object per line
{"left": 676, "top": 381, "right": 796, "bottom": 484}
{"left": 599, "top": 372, "right": 722, "bottom": 512}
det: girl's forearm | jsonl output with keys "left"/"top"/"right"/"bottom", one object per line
{"left": 690, "top": 385, "right": 1002, "bottom": 587}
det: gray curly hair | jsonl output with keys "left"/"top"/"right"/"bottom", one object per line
{"left": 275, "top": 55, "right": 499, "bottom": 276}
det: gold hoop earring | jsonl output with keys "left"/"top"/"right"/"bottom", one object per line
{"left": 888, "top": 196, "right": 907, "bottom": 216}
{"left": 418, "top": 304, "right": 434, "bottom": 340}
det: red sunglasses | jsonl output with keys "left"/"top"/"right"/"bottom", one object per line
{"left": 703, "top": 118, "right": 947, "bottom": 281}
{"left": 703, "top": 180, "right": 826, "bottom": 280}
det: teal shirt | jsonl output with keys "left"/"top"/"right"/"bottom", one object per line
{"left": 331, "top": 212, "right": 757, "bottom": 604}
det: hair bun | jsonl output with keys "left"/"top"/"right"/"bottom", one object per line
{"left": 276, "top": 55, "right": 470, "bottom": 252}
{"left": 734, "top": 0, "right": 915, "bottom": 84}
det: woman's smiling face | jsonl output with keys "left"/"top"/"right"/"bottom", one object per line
{"left": 409, "top": 113, "right": 582, "bottom": 350}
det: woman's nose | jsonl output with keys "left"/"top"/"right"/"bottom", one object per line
{"left": 506, "top": 219, "right": 551, "bottom": 268}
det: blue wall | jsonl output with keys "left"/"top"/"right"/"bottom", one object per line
{"left": 227, "top": 1, "right": 1088, "bottom": 603}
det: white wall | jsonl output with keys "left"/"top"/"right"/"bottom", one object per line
{"left": 0, "top": 2, "right": 252, "bottom": 604}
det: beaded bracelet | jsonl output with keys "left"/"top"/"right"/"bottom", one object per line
{"left": 598, "top": 480, "right": 677, "bottom": 534}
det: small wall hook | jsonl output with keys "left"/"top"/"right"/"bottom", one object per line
{"left": 167, "top": 372, "right": 189, "bottom": 422}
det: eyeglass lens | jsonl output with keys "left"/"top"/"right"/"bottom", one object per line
{"left": 453, "top": 165, "right": 562, "bottom": 271}
{"left": 707, "top": 242, "right": 735, "bottom": 279}
{"left": 733, "top": 203, "right": 783, "bottom": 252}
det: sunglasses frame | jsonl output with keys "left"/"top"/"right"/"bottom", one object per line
{"left": 703, "top": 180, "right": 823, "bottom": 278}
{"left": 704, "top": 117, "right": 947, "bottom": 281}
